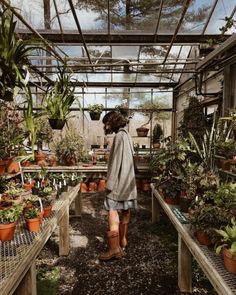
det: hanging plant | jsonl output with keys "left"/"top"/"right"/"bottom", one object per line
{"left": 88, "top": 104, "right": 104, "bottom": 120}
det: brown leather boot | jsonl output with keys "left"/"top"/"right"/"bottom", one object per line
{"left": 99, "top": 231, "right": 123, "bottom": 261}
{"left": 119, "top": 223, "right": 128, "bottom": 249}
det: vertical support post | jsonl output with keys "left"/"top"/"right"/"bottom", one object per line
{"left": 178, "top": 234, "right": 192, "bottom": 293}
{"left": 15, "top": 261, "right": 37, "bottom": 295}
{"left": 74, "top": 187, "right": 82, "bottom": 216}
{"left": 59, "top": 201, "right": 70, "bottom": 256}
{"left": 152, "top": 190, "right": 160, "bottom": 223}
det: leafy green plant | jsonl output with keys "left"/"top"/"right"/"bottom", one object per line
{"left": 0, "top": 9, "right": 38, "bottom": 101}
{"left": 215, "top": 218, "right": 236, "bottom": 257}
{"left": 53, "top": 127, "right": 85, "bottom": 164}
{"left": 215, "top": 140, "right": 236, "bottom": 159}
{"left": 214, "top": 183, "right": 236, "bottom": 210}
{"left": 24, "top": 207, "right": 39, "bottom": 219}
{"left": 189, "top": 204, "right": 229, "bottom": 240}
{"left": 43, "top": 62, "right": 79, "bottom": 121}
{"left": 0, "top": 204, "right": 23, "bottom": 224}
{"left": 88, "top": 104, "right": 104, "bottom": 113}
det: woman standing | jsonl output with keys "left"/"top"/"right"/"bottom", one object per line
{"left": 99, "top": 111, "right": 138, "bottom": 261}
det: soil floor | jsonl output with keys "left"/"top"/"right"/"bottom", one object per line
{"left": 37, "top": 191, "right": 217, "bottom": 295}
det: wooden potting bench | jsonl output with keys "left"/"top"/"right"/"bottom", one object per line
{"left": 0, "top": 183, "right": 81, "bottom": 295}
{"left": 151, "top": 184, "right": 236, "bottom": 295}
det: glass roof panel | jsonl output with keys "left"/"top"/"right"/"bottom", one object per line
{"left": 179, "top": 0, "right": 215, "bottom": 33}
{"left": 205, "top": 1, "right": 236, "bottom": 34}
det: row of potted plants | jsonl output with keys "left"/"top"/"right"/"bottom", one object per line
{"left": 0, "top": 171, "right": 81, "bottom": 240}
{"left": 151, "top": 127, "right": 236, "bottom": 274}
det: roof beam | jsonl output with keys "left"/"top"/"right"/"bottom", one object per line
{"left": 16, "top": 30, "right": 230, "bottom": 45}
{"left": 29, "top": 81, "right": 177, "bottom": 88}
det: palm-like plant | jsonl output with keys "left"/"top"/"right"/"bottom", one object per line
{"left": 0, "top": 9, "right": 35, "bottom": 101}
{"left": 43, "top": 63, "right": 79, "bottom": 126}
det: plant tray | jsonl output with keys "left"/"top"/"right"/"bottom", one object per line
{"left": 171, "top": 207, "right": 189, "bottom": 224}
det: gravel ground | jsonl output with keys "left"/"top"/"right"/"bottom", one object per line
{"left": 36, "top": 191, "right": 217, "bottom": 295}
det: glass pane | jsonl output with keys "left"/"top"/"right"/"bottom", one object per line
{"left": 205, "top": 0, "right": 236, "bottom": 34}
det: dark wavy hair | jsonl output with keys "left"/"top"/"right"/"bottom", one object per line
{"left": 102, "top": 111, "right": 129, "bottom": 133}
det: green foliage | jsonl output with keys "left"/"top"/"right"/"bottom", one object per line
{"left": 214, "top": 183, "right": 236, "bottom": 210}
{"left": 0, "top": 101, "right": 25, "bottom": 157}
{"left": 53, "top": 127, "right": 85, "bottom": 164}
{"left": 189, "top": 204, "right": 230, "bottom": 239}
{"left": 215, "top": 218, "right": 236, "bottom": 257}
{"left": 215, "top": 140, "right": 236, "bottom": 159}
{"left": 179, "top": 96, "right": 206, "bottom": 145}
{"left": 88, "top": 103, "right": 104, "bottom": 113}
{"left": 0, "top": 9, "right": 37, "bottom": 100}
{"left": 0, "top": 204, "right": 23, "bottom": 224}
{"left": 43, "top": 63, "right": 79, "bottom": 120}
{"left": 24, "top": 207, "right": 39, "bottom": 219}
{"left": 152, "top": 123, "right": 163, "bottom": 143}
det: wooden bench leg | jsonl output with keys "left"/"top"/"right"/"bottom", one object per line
{"left": 178, "top": 235, "right": 192, "bottom": 293}
{"left": 152, "top": 191, "right": 160, "bottom": 223}
{"left": 59, "top": 202, "right": 70, "bottom": 256}
{"left": 15, "top": 261, "right": 37, "bottom": 295}
{"left": 74, "top": 188, "right": 82, "bottom": 217}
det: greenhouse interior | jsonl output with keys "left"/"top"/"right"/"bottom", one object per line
{"left": 0, "top": 0, "right": 236, "bottom": 294}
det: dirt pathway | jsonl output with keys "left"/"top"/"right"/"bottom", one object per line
{"left": 37, "top": 191, "right": 216, "bottom": 295}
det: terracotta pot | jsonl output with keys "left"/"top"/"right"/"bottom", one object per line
{"left": 0, "top": 160, "right": 6, "bottom": 175}
{"left": 142, "top": 179, "right": 150, "bottom": 192}
{"left": 153, "top": 142, "right": 161, "bottom": 149}
{"left": 7, "top": 161, "right": 20, "bottom": 173}
{"left": 0, "top": 222, "right": 16, "bottom": 241}
{"left": 26, "top": 217, "right": 41, "bottom": 232}
{"left": 63, "top": 155, "right": 76, "bottom": 166}
{"left": 21, "top": 160, "right": 31, "bottom": 167}
{"left": 219, "top": 159, "right": 231, "bottom": 171}
{"left": 49, "top": 159, "right": 57, "bottom": 167}
{"left": 88, "top": 182, "right": 97, "bottom": 192}
{"left": 195, "top": 230, "right": 212, "bottom": 246}
{"left": 23, "top": 183, "right": 33, "bottom": 191}
{"left": 81, "top": 182, "right": 88, "bottom": 193}
{"left": 98, "top": 179, "right": 106, "bottom": 191}
{"left": 43, "top": 205, "right": 52, "bottom": 218}
{"left": 136, "top": 127, "right": 149, "bottom": 137}
{"left": 223, "top": 248, "right": 236, "bottom": 274}
{"left": 35, "top": 152, "right": 47, "bottom": 165}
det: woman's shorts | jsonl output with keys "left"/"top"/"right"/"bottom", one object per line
{"left": 104, "top": 197, "right": 138, "bottom": 211}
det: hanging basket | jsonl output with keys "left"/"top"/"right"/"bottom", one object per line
{"left": 136, "top": 127, "right": 149, "bottom": 137}
{"left": 89, "top": 112, "right": 101, "bottom": 121}
{"left": 48, "top": 118, "right": 66, "bottom": 130}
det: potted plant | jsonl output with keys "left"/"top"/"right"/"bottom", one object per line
{"left": 189, "top": 204, "right": 229, "bottom": 246}
{"left": 88, "top": 104, "right": 104, "bottom": 120}
{"left": 152, "top": 123, "right": 163, "bottom": 148}
{"left": 215, "top": 217, "right": 236, "bottom": 274}
{"left": 53, "top": 127, "right": 85, "bottom": 165}
{"left": 0, "top": 204, "right": 23, "bottom": 241}
{"left": 136, "top": 101, "right": 162, "bottom": 137}
{"left": 24, "top": 207, "right": 41, "bottom": 232}
{"left": 0, "top": 9, "right": 35, "bottom": 101}
{"left": 43, "top": 63, "right": 78, "bottom": 129}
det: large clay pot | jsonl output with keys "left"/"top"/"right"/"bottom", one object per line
{"left": 7, "top": 160, "right": 20, "bottom": 174}
{"left": 223, "top": 248, "right": 236, "bottom": 274}
{"left": 0, "top": 222, "right": 16, "bottom": 241}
